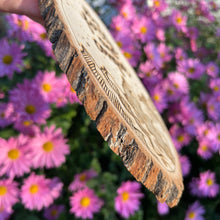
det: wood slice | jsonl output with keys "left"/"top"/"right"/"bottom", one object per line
{"left": 39, "top": 0, "right": 184, "bottom": 207}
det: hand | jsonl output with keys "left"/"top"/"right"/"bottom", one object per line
{"left": 0, "top": 0, "right": 42, "bottom": 23}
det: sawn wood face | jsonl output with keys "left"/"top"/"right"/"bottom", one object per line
{"left": 39, "top": 0, "right": 184, "bottom": 207}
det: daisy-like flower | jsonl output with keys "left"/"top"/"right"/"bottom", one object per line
{"left": 152, "top": 0, "right": 167, "bottom": 12}
{"left": 0, "top": 179, "right": 19, "bottom": 212}
{"left": 206, "top": 97, "right": 220, "bottom": 121}
{"left": 115, "top": 181, "right": 144, "bottom": 219}
{"left": 29, "top": 125, "right": 70, "bottom": 169}
{"left": 197, "top": 140, "right": 214, "bottom": 160}
{"left": 185, "top": 201, "right": 205, "bottom": 220}
{"left": 43, "top": 204, "right": 65, "bottom": 220}
{"left": 69, "top": 169, "right": 98, "bottom": 192}
{"left": 0, "top": 38, "right": 26, "bottom": 79}
{"left": 177, "top": 58, "right": 205, "bottom": 80}
{"left": 198, "top": 170, "right": 219, "bottom": 197}
{"left": 32, "top": 71, "right": 61, "bottom": 103}
{"left": 150, "top": 84, "right": 167, "bottom": 113}
{"left": 175, "top": 47, "right": 187, "bottom": 61}
{"left": 70, "top": 188, "right": 103, "bottom": 219}
{"left": 0, "top": 103, "right": 14, "bottom": 128}
{"left": 21, "top": 173, "right": 63, "bottom": 210}
{"left": 157, "top": 43, "right": 172, "bottom": 63}
{"left": 9, "top": 79, "right": 51, "bottom": 125}
{"left": 0, "top": 135, "right": 32, "bottom": 178}
{"left": 111, "top": 15, "right": 129, "bottom": 33}
{"left": 157, "top": 201, "right": 169, "bottom": 215}
{"left": 170, "top": 124, "right": 191, "bottom": 151}
{"left": 209, "top": 78, "right": 220, "bottom": 97}
{"left": 132, "top": 16, "right": 155, "bottom": 43}
{"left": 171, "top": 10, "right": 187, "bottom": 33}
{"left": 119, "top": 1, "right": 136, "bottom": 21}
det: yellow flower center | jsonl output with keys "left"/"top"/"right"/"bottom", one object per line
{"left": 213, "top": 86, "right": 219, "bottom": 92}
{"left": 203, "top": 130, "right": 209, "bottom": 136}
{"left": 177, "top": 135, "right": 184, "bottom": 142}
{"left": 167, "top": 89, "right": 174, "bottom": 95}
{"left": 201, "top": 145, "right": 208, "bottom": 152}
{"left": 42, "top": 141, "right": 54, "bottom": 152}
{"left": 122, "top": 191, "right": 129, "bottom": 201}
{"left": 42, "top": 83, "right": 52, "bottom": 92}
{"left": 188, "top": 68, "right": 195, "bottom": 73}
{"left": 154, "top": 94, "right": 160, "bottom": 102}
{"left": 0, "top": 186, "right": 7, "bottom": 196}
{"left": 124, "top": 52, "right": 132, "bottom": 59}
{"left": 29, "top": 184, "right": 39, "bottom": 194}
{"left": 176, "top": 17, "right": 182, "bottom": 24}
{"left": 51, "top": 209, "right": 58, "bottom": 217}
{"left": 122, "top": 12, "right": 128, "bottom": 18}
{"left": 23, "top": 120, "right": 32, "bottom": 126}
{"left": 8, "top": 149, "right": 20, "bottom": 160}
{"left": 2, "top": 55, "right": 13, "bottom": 65}
{"left": 140, "top": 26, "right": 147, "bottom": 34}
{"left": 188, "top": 212, "right": 195, "bottom": 218}
{"left": 154, "top": 0, "right": 160, "bottom": 7}
{"left": 79, "top": 174, "right": 87, "bottom": 182}
{"left": 40, "top": 33, "right": 47, "bottom": 39}
{"left": 116, "top": 26, "right": 121, "bottom": 31}
{"left": 117, "top": 41, "right": 122, "bottom": 48}
{"left": 80, "top": 197, "right": 91, "bottom": 207}
{"left": 174, "top": 83, "right": 179, "bottom": 88}
{"left": 0, "top": 113, "right": 5, "bottom": 118}
{"left": 217, "top": 134, "right": 220, "bottom": 141}
{"left": 206, "top": 179, "right": 213, "bottom": 186}
{"left": 25, "top": 105, "right": 36, "bottom": 114}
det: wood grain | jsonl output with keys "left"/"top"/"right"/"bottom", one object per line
{"left": 39, "top": 0, "right": 184, "bottom": 207}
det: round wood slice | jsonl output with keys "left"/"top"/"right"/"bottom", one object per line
{"left": 39, "top": 0, "right": 183, "bottom": 207}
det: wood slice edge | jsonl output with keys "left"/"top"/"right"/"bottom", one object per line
{"left": 39, "top": 0, "right": 184, "bottom": 207}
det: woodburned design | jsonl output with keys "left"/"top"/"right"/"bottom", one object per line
{"left": 55, "top": 0, "right": 177, "bottom": 172}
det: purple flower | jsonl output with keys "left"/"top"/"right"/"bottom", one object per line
{"left": 179, "top": 155, "right": 191, "bottom": 177}
{"left": 115, "top": 181, "right": 144, "bottom": 218}
{"left": 177, "top": 58, "right": 205, "bottom": 79}
{"left": 43, "top": 204, "right": 65, "bottom": 220}
{"left": 206, "top": 97, "right": 220, "bottom": 121}
{"left": 209, "top": 78, "right": 220, "bottom": 97}
{"left": 157, "top": 43, "right": 172, "bottom": 63}
{"left": 111, "top": 15, "right": 129, "bottom": 32}
{"left": 157, "top": 201, "right": 169, "bottom": 215}
{"left": 197, "top": 140, "right": 214, "bottom": 160}
{"left": 185, "top": 201, "right": 205, "bottom": 220}
{"left": 0, "top": 38, "right": 26, "bottom": 79}
{"left": 206, "top": 62, "right": 219, "bottom": 78}
{"left": 9, "top": 79, "right": 51, "bottom": 124}
{"left": 152, "top": 0, "right": 168, "bottom": 12}
{"left": 0, "top": 103, "right": 14, "bottom": 128}
{"left": 70, "top": 188, "right": 103, "bottom": 219}
{"left": 119, "top": 1, "right": 136, "bottom": 21}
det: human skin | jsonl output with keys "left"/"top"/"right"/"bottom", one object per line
{"left": 0, "top": 0, "right": 42, "bottom": 23}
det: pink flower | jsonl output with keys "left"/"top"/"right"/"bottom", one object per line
{"left": 198, "top": 171, "right": 219, "bottom": 197}
{"left": 0, "top": 179, "right": 19, "bottom": 212}
{"left": 123, "top": 46, "right": 141, "bottom": 67}
{"left": 43, "top": 204, "right": 65, "bottom": 220}
{"left": 157, "top": 201, "right": 169, "bottom": 215}
{"left": 197, "top": 140, "right": 214, "bottom": 160}
{"left": 70, "top": 188, "right": 103, "bottom": 219}
{"left": 29, "top": 125, "right": 70, "bottom": 169}
{"left": 132, "top": 16, "right": 155, "bottom": 43}
{"left": 69, "top": 169, "right": 98, "bottom": 192}
{"left": 0, "top": 208, "right": 13, "bottom": 220}
{"left": 111, "top": 15, "right": 129, "bottom": 32}
{"left": 9, "top": 79, "right": 51, "bottom": 124}
{"left": 115, "top": 181, "right": 144, "bottom": 218}
{"left": 157, "top": 43, "right": 172, "bottom": 63}
{"left": 171, "top": 10, "right": 187, "bottom": 33}
{"left": 0, "top": 38, "right": 26, "bottom": 79}
{"left": 21, "top": 173, "right": 63, "bottom": 210}
{"left": 185, "top": 201, "right": 205, "bottom": 220}
{"left": 119, "top": 1, "right": 136, "bottom": 21}
{"left": 32, "top": 71, "right": 61, "bottom": 103}
{"left": 152, "top": 0, "right": 168, "bottom": 12}
{"left": 209, "top": 78, "right": 220, "bottom": 97}
{"left": 0, "top": 135, "right": 32, "bottom": 178}
{"left": 206, "top": 97, "right": 220, "bottom": 121}
{"left": 0, "top": 103, "right": 14, "bottom": 128}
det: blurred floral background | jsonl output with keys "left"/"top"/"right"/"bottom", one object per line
{"left": 0, "top": 0, "right": 220, "bottom": 219}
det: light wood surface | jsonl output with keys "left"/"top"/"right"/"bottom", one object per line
{"left": 39, "top": 0, "right": 184, "bottom": 207}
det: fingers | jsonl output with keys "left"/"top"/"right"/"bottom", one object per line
{"left": 0, "top": 0, "right": 43, "bottom": 24}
